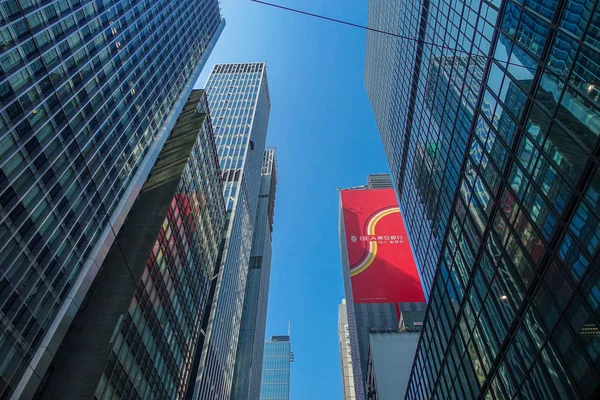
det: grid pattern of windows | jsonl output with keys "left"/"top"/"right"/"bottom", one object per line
{"left": 260, "top": 338, "right": 292, "bottom": 400}
{"left": 0, "top": 1, "right": 222, "bottom": 398}
{"left": 194, "top": 63, "right": 271, "bottom": 400}
{"left": 231, "top": 148, "right": 278, "bottom": 400}
{"left": 93, "top": 91, "right": 225, "bottom": 400}
{"left": 366, "top": 0, "right": 600, "bottom": 398}
{"left": 338, "top": 301, "right": 356, "bottom": 400}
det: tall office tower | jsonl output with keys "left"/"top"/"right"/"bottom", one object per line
{"left": 231, "top": 148, "right": 278, "bottom": 400}
{"left": 259, "top": 336, "right": 293, "bottom": 400}
{"left": 339, "top": 177, "right": 427, "bottom": 399}
{"left": 365, "top": 0, "right": 600, "bottom": 399}
{"left": 338, "top": 299, "right": 356, "bottom": 400}
{"left": 0, "top": 2, "right": 224, "bottom": 399}
{"left": 194, "top": 63, "right": 271, "bottom": 399}
{"left": 38, "top": 90, "right": 226, "bottom": 400}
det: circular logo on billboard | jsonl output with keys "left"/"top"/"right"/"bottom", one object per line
{"left": 350, "top": 235, "right": 357, "bottom": 243}
{"left": 350, "top": 206, "right": 400, "bottom": 277}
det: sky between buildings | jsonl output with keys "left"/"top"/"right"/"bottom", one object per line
{"left": 194, "top": 0, "right": 389, "bottom": 398}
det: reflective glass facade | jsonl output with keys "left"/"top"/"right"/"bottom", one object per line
{"left": 366, "top": 0, "right": 600, "bottom": 398}
{"left": 232, "top": 148, "right": 278, "bottom": 400}
{"left": 91, "top": 90, "right": 226, "bottom": 400}
{"left": 0, "top": 1, "right": 223, "bottom": 399}
{"left": 260, "top": 336, "right": 292, "bottom": 400}
{"left": 194, "top": 63, "right": 271, "bottom": 400}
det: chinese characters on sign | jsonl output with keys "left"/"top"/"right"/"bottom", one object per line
{"left": 350, "top": 235, "right": 405, "bottom": 245}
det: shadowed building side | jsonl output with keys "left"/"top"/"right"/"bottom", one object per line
{"left": 37, "top": 90, "right": 226, "bottom": 400}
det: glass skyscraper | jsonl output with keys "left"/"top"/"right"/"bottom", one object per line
{"left": 91, "top": 90, "right": 226, "bottom": 400}
{"left": 0, "top": 2, "right": 223, "bottom": 399}
{"left": 366, "top": 0, "right": 600, "bottom": 398}
{"left": 194, "top": 63, "right": 271, "bottom": 400}
{"left": 232, "top": 148, "right": 278, "bottom": 400}
{"left": 38, "top": 89, "right": 226, "bottom": 400}
{"left": 260, "top": 336, "right": 293, "bottom": 400}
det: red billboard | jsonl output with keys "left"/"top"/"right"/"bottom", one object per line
{"left": 341, "top": 188, "right": 425, "bottom": 304}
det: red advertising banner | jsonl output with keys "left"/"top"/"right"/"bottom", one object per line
{"left": 341, "top": 188, "right": 425, "bottom": 304}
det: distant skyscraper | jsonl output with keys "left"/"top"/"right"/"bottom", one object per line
{"left": 232, "top": 148, "right": 278, "bottom": 400}
{"left": 338, "top": 299, "right": 356, "bottom": 400}
{"left": 194, "top": 63, "right": 271, "bottom": 400}
{"left": 339, "top": 176, "right": 426, "bottom": 399}
{"left": 366, "top": 173, "right": 393, "bottom": 189}
{"left": 0, "top": 3, "right": 223, "bottom": 399}
{"left": 366, "top": 0, "right": 600, "bottom": 398}
{"left": 260, "top": 336, "right": 293, "bottom": 400}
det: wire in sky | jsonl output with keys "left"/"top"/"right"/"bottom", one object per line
{"left": 250, "top": 0, "right": 598, "bottom": 86}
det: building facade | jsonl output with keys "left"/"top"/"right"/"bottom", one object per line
{"left": 259, "top": 336, "right": 293, "bottom": 400}
{"left": 194, "top": 63, "right": 271, "bottom": 400}
{"left": 231, "top": 148, "right": 278, "bottom": 400}
{"left": 0, "top": 2, "right": 224, "bottom": 399}
{"left": 38, "top": 90, "right": 226, "bottom": 400}
{"left": 339, "top": 178, "right": 427, "bottom": 399}
{"left": 93, "top": 91, "right": 225, "bottom": 400}
{"left": 366, "top": 0, "right": 600, "bottom": 398}
{"left": 338, "top": 299, "right": 356, "bottom": 400}
{"left": 366, "top": 173, "right": 393, "bottom": 189}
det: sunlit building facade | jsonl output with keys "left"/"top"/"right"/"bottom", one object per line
{"left": 39, "top": 90, "right": 226, "bottom": 400}
{"left": 231, "top": 148, "right": 278, "bottom": 400}
{"left": 259, "top": 336, "right": 293, "bottom": 400}
{"left": 338, "top": 299, "right": 356, "bottom": 400}
{"left": 0, "top": 2, "right": 223, "bottom": 399}
{"left": 366, "top": 0, "right": 600, "bottom": 398}
{"left": 194, "top": 63, "right": 271, "bottom": 400}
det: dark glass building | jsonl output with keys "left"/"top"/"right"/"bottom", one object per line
{"left": 0, "top": 2, "right": 223, "bottom": 399}
{"left": 38, "top": 89, "right": 225, "bottom": 400}
{"left": 231, "top": 148, "right": 278, "bottom": 400}
{"left": 90, "top": 90, "right": 225, "bottom": 400}
{"left": 259, "top": 336, "right": 293, "bottom": 400}
{"left": 194, "top": 63, "right": 271, "bottom": 400}
{"left": 366, "top": 0, "right": 600, "bottom": 398}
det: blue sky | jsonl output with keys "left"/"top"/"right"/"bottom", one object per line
{"left": 195, "top": 1, "right": 389, "bottom": 398}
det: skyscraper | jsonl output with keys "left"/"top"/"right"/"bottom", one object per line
{"left": 339, "top": 175, "right": 427, "bottom": 399}
{"left": 338, "top": 299, "right": 356, "bottom": 400}
{"left": 38, "top": 89, "right": 226, "bottom": 400}
{"left": 366, "top": 173, "right": 393, "bottom": 189}
{"left": 260, "top": 336, "right": 293, "bottom": 400}
{"left": 0, "top": 2, "right": 224, "bottom": 399}
{"left": 194, "top": 63, "right": 271, "bottom": 400}
{"left": 365, "top": 0, "right": 600, "bottom": 398}
{"left": 232, "top": 148, "right": 278, "bottom": 400}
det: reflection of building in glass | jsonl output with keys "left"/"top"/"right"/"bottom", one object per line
{"left": 0, "top": 2, "right": 224, "bottom": 398}
{"left": 194, "top": 63, "right": 271, "bottom": 400}
{"left": 338, "top": 299, "right": 356, "bottom": 400}
{"left": 232, "top": 148, "right": 278, "bottom": 400}
{"left": 366, "top": 0, "right": 600, "bottom": 398}
{"left": 37, "top": 90, "right": 226, "bottom": 400}
{"left": 260, "top": 336, "right": 293, "bottom": 400}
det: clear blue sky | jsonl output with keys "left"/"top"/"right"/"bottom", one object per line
{"left": 195, "top": 1, "right": 389, "bottom": 398}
